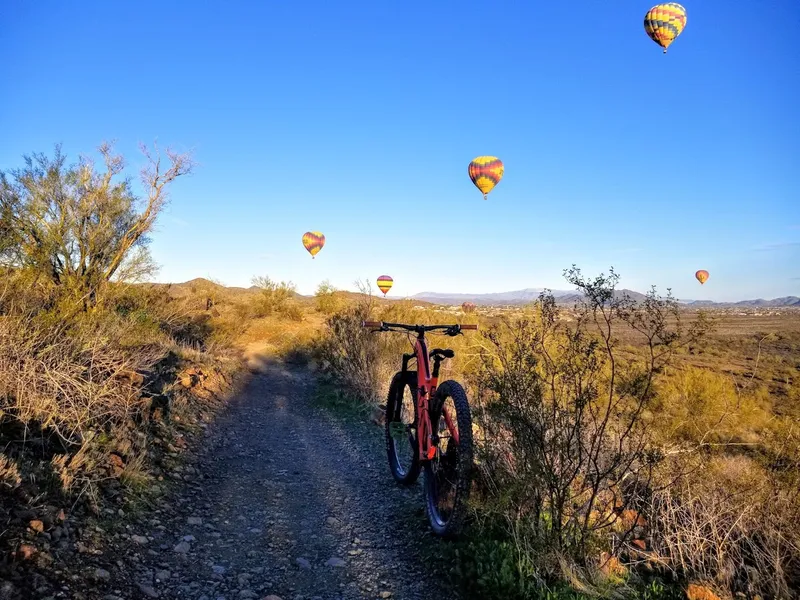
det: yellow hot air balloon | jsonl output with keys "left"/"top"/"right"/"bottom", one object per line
{"left": 302, "top": 231, "right": 325, "bottom": 259}
{"left": 377, "top": 275, "right": 393, "bottom": 297}
{"left": 468, "top": 156, "right": 504, "bottom": 200}
{"left": 644, "top": 3, "right": 687, "bottom": 54}
{"left": 695, "top": 270, "right": 709, "bottom": 285}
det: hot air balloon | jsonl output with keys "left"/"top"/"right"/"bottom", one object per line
{"left": 644, "top": 3, "right": 687, "bottom": 53}
{"left": 468, "top": 156, "right": 504, "bottom": 200}
{"left": 376, "top": 275, "right": 393, "bottom": 297}
{"left": 462, "top": 302, "right": 476, "bottom": 313}
{"left": 695, "top": 270, "right": 709, "bottom": 285}
{"left": 302, "top": 231, "right": 325, "bottom": 259}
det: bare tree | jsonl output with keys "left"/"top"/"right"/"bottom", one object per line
{"left": 471, "top": 266, "right": 712, "bottom": 572}
{"left": 0, "top": 141, "right": 193, "bottom": 306}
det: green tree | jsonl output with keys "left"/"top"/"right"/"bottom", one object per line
{"left": 0, "top": 141, "right": 194, "bottom": 307}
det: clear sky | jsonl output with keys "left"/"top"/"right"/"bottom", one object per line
{"left": 2, "top": 1, "right": 798, "bottom": 301}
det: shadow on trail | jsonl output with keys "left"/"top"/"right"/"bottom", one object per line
{"left": 155, "top": 357, "right": 456, "bottom": 600}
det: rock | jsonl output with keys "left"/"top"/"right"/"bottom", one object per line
{"left": 261, "top": 596, "right": 283, "bottom": 600}
{"left": 325, "top": 557, "right": 345, "bottom": 568}
{"left": 212, "top": 565, "right": 226, "bottom": 575}
{"left": 187, "top": 516, "right": 203, "bottom": 525}
{"left": 686, "top": 584, "right": 722, "bottom": 600}
{"left": 137, "top": 583, "right": 159, "bottom": 598}
{"left": 325, "top": 517, "right": 339, "bottom": 526}
{"left": 173, "top": 541, "right": 191, "bottom": 553}
{"left": 15, "top": 544, "right": 37, "bottom": 561}
{"left": 295, "top": 557, "right": 311, "bottom": 569}
{"left": 155, "top": 569, "right": 171, "bottom": 582}
{"left": 238, "top": 591, "right": 257, "bottom": 599}
{"left": 131, "top": 535, "right": 149, "bottom": 545}
{"left": 94, "top": 568, "right": 111, "bottom": 581}
{"left": 380, "top": 593, "right": 393, "bottom": 599}
{"left": 29, "top": 520, "right": 45, "bottom": 533}
{"left": 182, "top": 534, "right": 196, "bottom": 542}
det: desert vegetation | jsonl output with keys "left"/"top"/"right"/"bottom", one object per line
{"left": 2, "top": 143, "right": 798, "bottom": 599}
{"left": 0, "top": 144, "right": 247, "bottom": 572}
{"left": 315, "top": 269, "right": 800, "bottom": 599}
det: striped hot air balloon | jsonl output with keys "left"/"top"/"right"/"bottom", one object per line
{"left": 468, "top": 156, "right": 504, "bottom": 200}
{"left": 376, "top": 275, "right": 393, "bottom": 297}
{"left": 302, "top": 231, "right": 325, "bottom": 258}
{"left": 644, "top": 3, "right": 687, "bottom": 54}
{"left": 695, "top": 270, "right": 709, "bottom": 285}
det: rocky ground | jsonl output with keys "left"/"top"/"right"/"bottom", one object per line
{"left": 5, "top": 361, "right": 457, "bottom": 600}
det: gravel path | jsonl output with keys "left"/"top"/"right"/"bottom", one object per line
{"left": 79, "top": 362, "right": 456, "bottom": 600}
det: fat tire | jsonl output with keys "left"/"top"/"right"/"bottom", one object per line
{"left": 385, "top": 371, "right": 420, "bottom": 485}
{"left": 424, "top": 379, "right": 473, "bottom": 538}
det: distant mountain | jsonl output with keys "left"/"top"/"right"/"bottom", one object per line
{"left": 411, "top": 288, "right": 648, "bottom": 306}
{"left": 410, "top": 288, "right": 800, "bottom": 308}
{"left": 412, "top": 288, "right": 571, "bottom": 306}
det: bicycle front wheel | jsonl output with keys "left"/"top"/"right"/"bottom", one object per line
{"left": 424, "top": 380, "right": 473, "bottom": 538}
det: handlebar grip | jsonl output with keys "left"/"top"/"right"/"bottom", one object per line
{"left": 460, "top": 324, "right": 478, "bottom": 330}
{"left": 362, "top": 321, "right": 382, "bottom": 328}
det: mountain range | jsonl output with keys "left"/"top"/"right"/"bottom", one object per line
{"left": 410, "top": 288, "right": 800, "bottom": 308}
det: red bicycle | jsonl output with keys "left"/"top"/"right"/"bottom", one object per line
{"left": 362, "top": 320, "right": 477, "bottom": 537}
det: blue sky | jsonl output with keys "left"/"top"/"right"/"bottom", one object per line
{"left": 2, "top": 1, "right": 798, "bottom": 301}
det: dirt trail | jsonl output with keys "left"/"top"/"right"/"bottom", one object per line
{"left": 75, "top": 362, "right": 455, "bottom": 600}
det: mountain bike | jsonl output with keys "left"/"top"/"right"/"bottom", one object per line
{"left": 362, "top": 320, "right": 477, "bottom": 537}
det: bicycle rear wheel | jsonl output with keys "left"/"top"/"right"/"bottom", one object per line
{"left": 385, "top": 371, "right": 420, "bottom": 485}
{"left": 424, "top": 380, "right": 473, "bottom": 538}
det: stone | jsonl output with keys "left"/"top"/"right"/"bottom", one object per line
{"left": 325, "top": 557, "right": 345, "bottom": 568}
{"left": 29, "top": 520, "right": 45, "bottom": 533}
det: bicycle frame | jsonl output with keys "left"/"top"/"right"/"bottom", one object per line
{"left": 401, "top": 332, "right": 460, "bottom": 461}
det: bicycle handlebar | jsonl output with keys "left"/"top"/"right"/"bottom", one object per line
{"left": 361, "top": 321, "right": 478, "bottom": 335}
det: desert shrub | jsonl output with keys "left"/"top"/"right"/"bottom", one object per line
{"left": 315, "top": 280, "right": 344, "bottom": 315}
{"left": 652, "top": 367, "right": 773, "bottom": 447}
{"left": 0, "top": 142, "right": 193, "bottom": 308}
{"left": 250, "top": 275, "right": 303, "bottom": 320}
{"left": 317, "top": 290, "right": 380, "bottom": 405}
{"left": 0, "top": 309, "right": 163, "bottom": 448}
{"left": 648, "top": 454, "right": 800, "bottom": 598}
{"left": 470, "top": 268, "right": 709, "bottom": 572}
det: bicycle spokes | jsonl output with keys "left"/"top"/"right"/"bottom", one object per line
{"left": 388, "top": 421, "right": 407, "bottom": 440}
{"left": 430, "top": 440, "right": 459, "bottom": 520}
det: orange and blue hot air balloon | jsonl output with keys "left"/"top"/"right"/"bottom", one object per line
{"left": 302, "top": 231, "right": 325, "bottom": 259}
{"left": 468, "top": 156, "right": 504, "bottom": 200}
{"left": 644, "top": 3, "right": 687, "bottom": 54}
{"left": 377, "top": 275, "right": 393, "bottom": 297}
{"left": 695, "top": 270, "right": 709, "bottom": 285}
